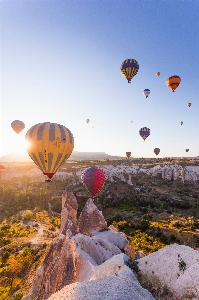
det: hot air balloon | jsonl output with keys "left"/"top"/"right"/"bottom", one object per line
{"left": 120, "top": 59, "right": 139, "bottom": 83}
{"left": 156, "top": 72, "right": 160, "bottom": 76}
{"left": 86, "top": 119, "right": 90, "bottom": 123}
{"left": 0, "top": 165, "right": 6, "bottom": 177}
{"left": 166, "top": 75, "right": 181, "bottom": 92}
{"left": 130, "top": 120, "right": 133, "bottom": 123}
{"left": 185, "top": 149, "right": 189, "bottom": 152}
{"left": 139, "top": 127, "right": 150, "bottom": 141}
{"left": 11, "top": 120, "right": 25, "bottom": 134}
{"left": 81, "top": 166, "right": 107, "bottom": 197}
{"left": 126, "top": 152, "right": 131, "bottom": 159}
{"left": 143, "top": 89, "right": 150, "bottom": 98}
{"left": 180, "top": 121, "right": 183, "bottom": 125}
{"left": 25, "top": 122, "right": 74, "bottom": 181}
{"left": 154, "top": 148, "right": 160, "bottom": 156}
{"left": 187, "top": 103, "right": 191, "bottom": 107}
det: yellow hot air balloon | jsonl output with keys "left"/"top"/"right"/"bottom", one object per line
{"left": 166, "top": 75, "right": 181, "bottom": 92}
{"left": 25, "top": 122, "right": 74, "bottom": 180}
{"left": 11, "top": 120, "right": 25, "bottom": 134}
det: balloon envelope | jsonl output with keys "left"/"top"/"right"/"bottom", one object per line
{"left": 86, "top": 119, "right": 90, "bottom": 123}
{"left": 139, "top": 127, "right": 150, "bottom": 141}
{"left": 81, "top": 166, "right": 107, "bottom": 197}
{"left": 180, "top": 121, "right": 183, "bottom": 125}
{"left": 156, "top": 72, "right": 160, "bottom": 76}
{"left": 166, "top": 75, "right": 181, "bottom": 92}
{"left": 120, "top": 58, "right": 139, "bottom": 83}
{"left": 185, "top": 149, "right": 189, "bottom": 152}
{"left": 126, "top": 152, "right": 131, "bottom": 159}
{"left": 187, "top": 103, "right": 191, "bottom": 107}
{"left": 25, "top": 122, "right": 74, "bottom": 179}
{"left": 154, "top": 148, "right": 160, "bottom": 156}
{"left": 11, "top": 120, "right": 25, "bottom": 134}
{"left": 0, "top": 165, "right": 6, "bottom": 177}
{"left": 143, "top": 89, "right": 150, "bottom": 98}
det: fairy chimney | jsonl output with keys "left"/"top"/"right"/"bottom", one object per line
{"left": 78, "top": 198, "right": 108, "bottom": 236}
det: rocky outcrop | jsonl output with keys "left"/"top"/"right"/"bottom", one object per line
{"left": 60, "top": 191, "right": 78, "bottom": 233}
{"left": 47, "top": 255, "right": 155, "bottom": 300}
{"left": 23, "top": 231, "right": 76, "bottom": 300}
{"left": 78, "top": 198, "right": 107, "bottom": 236}
{"left": 22, "top": 197, "right": 140, "bottom": 300}
{"left": 137, "top": 243, "right": 199, "bottom": 299}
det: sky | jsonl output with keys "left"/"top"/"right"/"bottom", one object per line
{"left": 1, "top": 0, "right": 199, "bottom": 158}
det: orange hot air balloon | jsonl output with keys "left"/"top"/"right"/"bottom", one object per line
{"left": 166, "top": 75, "right": 181, "bottom": 92}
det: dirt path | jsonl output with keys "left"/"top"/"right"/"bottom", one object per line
{"left": 29, "top": 223, "right": 48, "bottom": 246}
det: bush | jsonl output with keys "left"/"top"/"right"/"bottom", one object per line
{"left": 22, "top": 210, "right": 33, "bottom": 221}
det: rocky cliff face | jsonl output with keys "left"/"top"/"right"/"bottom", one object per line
{"left": 22, "top": 193, "right": 142, "bottom": 300}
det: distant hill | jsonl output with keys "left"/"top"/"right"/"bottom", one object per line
{"left": 0, "top": 151, "right": 122, "bottom": 162}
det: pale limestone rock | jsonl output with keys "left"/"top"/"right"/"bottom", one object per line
{"left": 174, "top": 262, "right": 199, "bottom": 299}
{"left": 47, "top": 267, "right": 155, "bottom": 300}
{"left": 94, "top": 229, "right": 128, "bottom": 249}
{"left": 78, "top": 198, "right": 107, "bottom": 236}
{"left": 74, "top": 233, "right": 121, "bottom": 265}
{"left": 137, "top": 244, "right": 199, "bottom": 297}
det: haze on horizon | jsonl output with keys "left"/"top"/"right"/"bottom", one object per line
{"left": 1, "top": 1, "right": 199, "bottom": 158}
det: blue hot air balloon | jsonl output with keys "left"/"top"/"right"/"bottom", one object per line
{"left": 139, "top": 127, "right": 150, "bottom": 141}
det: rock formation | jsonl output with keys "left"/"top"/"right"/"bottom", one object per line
{"left": 23, "top": 195, "right": 151, "bottom": 300}
{"left": 137, "top": 243, "right": 199, "bottom": 299}
{"left": 78, "top": 198, "right": 108, "bottom": 236}
{"left": 60, "top": 191, "right": 78, "bottom": 233}
{"left": 47, "top": 254, "right": 155, "bottom": 300}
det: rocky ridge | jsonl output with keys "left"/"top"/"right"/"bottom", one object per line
{"left": 22, "top": 192, "right": 146, "bottom": 300}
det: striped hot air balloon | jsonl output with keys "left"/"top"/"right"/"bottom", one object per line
{"left": 166, "top": 75, "right": 181, "bottom": 92}
{"left": 25, "top": 122, "right": 74, "bottom": 180}
{"left": 120, "top": 59, "right": 139, "bottom": 83}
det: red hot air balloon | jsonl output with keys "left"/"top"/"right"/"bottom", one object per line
{"left": 187, "top": 103, "right": 191, "bottom": 107}
{"left": 0, "top": 165, "right": 6, "bottom": 177}
{"left": 126, "top": 152, "right": 131, "bottom": 159}
{"left": 81, "top": 166, "right": 107, "bottom": 197}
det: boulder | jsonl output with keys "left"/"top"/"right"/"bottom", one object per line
{"left": 94, "top": 229, "right": 128, "bottom": 250}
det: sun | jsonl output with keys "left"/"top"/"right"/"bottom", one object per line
{"left": 14, "top": 135, "right": 30, "bottom": 153}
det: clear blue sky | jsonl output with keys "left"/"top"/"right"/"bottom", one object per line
{"left": 1, "top": 0, "right": 199, "bottom": 158}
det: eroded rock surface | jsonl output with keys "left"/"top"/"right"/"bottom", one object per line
{"left": 78, "top": 198, "right": 107, "bottom": 236}
{"left": 60, "top": 191, "right": 78, "bottom": 233}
